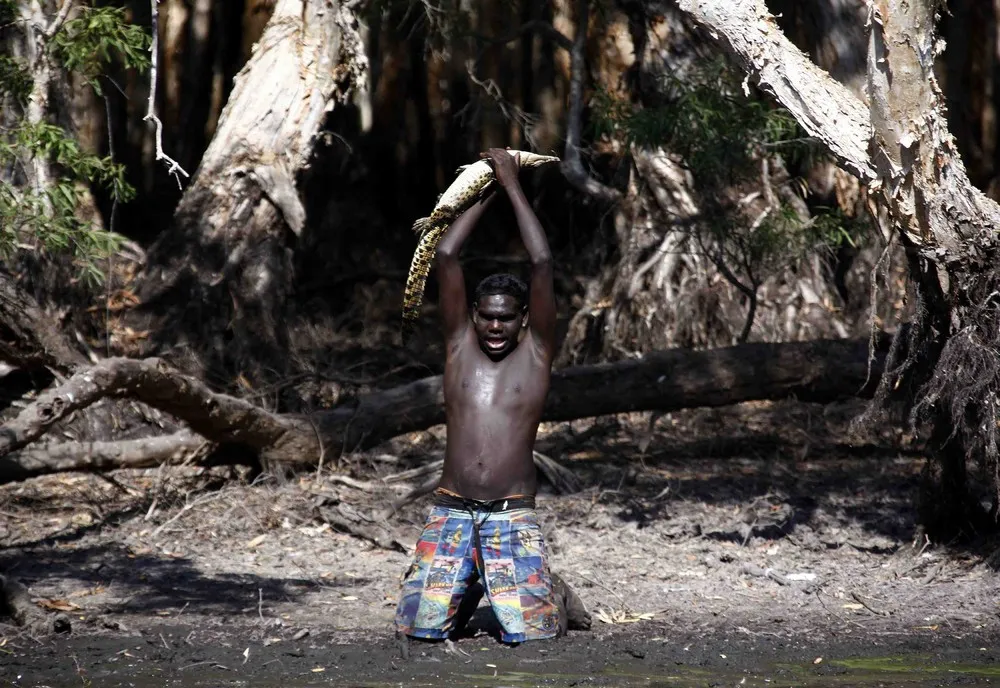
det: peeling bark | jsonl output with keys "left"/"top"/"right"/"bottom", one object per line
{"left": 132, "top": 0, "right": 368, "bottom": 385}
{"left": 866, "top": 0, "right": 1000, "bottom": 253}
{"left": 675, "top": 0, "right": 1000, "bottom": 533}
{"left": 0, "top": 432, "right": 208, "bottom": 483}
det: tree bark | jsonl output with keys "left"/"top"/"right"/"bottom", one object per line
{"left": 131, "top": 0, "right": 368, "bottom": 386}
{"left": 0, "top": 270, "right": 87, "bottom": 374}
{"left": 675, "top": 0, "right": 875, "bottom": 183}
{"left": 675, "top": 0, "right": 1000, "bottom": 533}
{"left": 0, "top": 432, "right": 207, "bottom": 483}
{"left": 0, "top": 338, "right": 886, "bottom": 482}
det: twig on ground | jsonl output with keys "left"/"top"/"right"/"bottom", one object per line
{"left": 310, "top": 413, "right": 327, "bottom": 481}
{"left": 383, "top": 459, "right": 444, "bottom": 484}
{"left": 921, "top": 562, "right": 945, "bottom": 585}
{"left": 814, "top": 588, "right": 869, "bottom": 630}
{"left": 327, "top": 474, "right": 381, "bottom": 491}
{"left": 533, "top": 450, "right": 583, "bottom": 494}
{"left": 149, "top": 490, "right": 225, "bottom": 539}
{"left": 314, "top": 505, "right": 411, "bottom": 553}
{"left": 850, "top": 590, "right": 889, "bottom": 617}
{"left": 574, "top": 572, "right": 631, "bottom": 610}
{"left": 740, "top": 563, "right": 789, "bottom": 586}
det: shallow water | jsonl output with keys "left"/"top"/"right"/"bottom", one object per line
{"left": 82, "top": 654, "right": 997, "bottom": 688}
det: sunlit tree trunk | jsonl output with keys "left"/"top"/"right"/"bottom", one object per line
{"left": 130, "top": 0, "right": 368, "bottom": 389}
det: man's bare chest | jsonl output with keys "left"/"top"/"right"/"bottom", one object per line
{"left": 445, "top": 356, "right": 547, "bottom": 411}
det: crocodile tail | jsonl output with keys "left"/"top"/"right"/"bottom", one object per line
{"left": 401, "top": 223, "right": 449, "bottom": 343}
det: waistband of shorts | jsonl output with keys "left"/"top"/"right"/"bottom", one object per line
{"left": 433, "top": 487, "right": 535, "bottom": 512}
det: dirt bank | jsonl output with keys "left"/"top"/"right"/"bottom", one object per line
{"left": 2, "top": 400, "right": 999, "bottom": 687}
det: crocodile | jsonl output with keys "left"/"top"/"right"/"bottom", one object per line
{"left": 401, "top": 150, "right": 560, "bottom": 342}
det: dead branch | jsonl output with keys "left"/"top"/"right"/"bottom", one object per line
{"left": 533, "top": 450, "right": 583, "bottom": 494}
{"left": 382, "top": 458, "right": 445, "bottom": 484}
{"left": 314, "top": 505, "right": 412, "bottom": 553}
{"left": 561, "top": 0, "right": 622, "bottom": 203}
{"left": 0, "top": 357, "right": 309, "bottom": 460}
{"left": 144, "top": 0, "right": 190, "bottom": 185}
{"left": 0, "top": 338, "right": 888, "bottom": 481}
{"left": 850, "top": 590, "right": 890, "bottom": 616}
{"left": 0, "top": 575, "right": 70, "bottom": 635}
{"left": 0, "top": 432, "right": 208, "bottom": 483}
{"left": 740, "top": 562, "right": 790, "bottom": 586}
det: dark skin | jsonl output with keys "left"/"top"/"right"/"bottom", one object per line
{"left": 434, "top": 148, "right": 556, "bottom": 501}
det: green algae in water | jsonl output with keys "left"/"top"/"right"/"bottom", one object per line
{"left": 832, "top": 655, "right": 1000, "bottom": 678}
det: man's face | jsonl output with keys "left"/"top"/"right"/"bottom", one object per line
{"left": 472, "top": 294, "right": 526, "bottom": 359}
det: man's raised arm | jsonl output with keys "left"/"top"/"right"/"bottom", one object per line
{"left": 483, "top": 148, "right": 556, "bottom": 358}
{"left": 435, "top": 192, "right": 496, "bottom": 341}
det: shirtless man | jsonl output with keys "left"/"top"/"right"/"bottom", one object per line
{"left": 394, "top": 148, "right": 571, "bottom": 645}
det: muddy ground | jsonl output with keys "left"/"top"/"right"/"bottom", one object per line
{"left": 2, "top": 399, "right": 1000, "bottom": 687}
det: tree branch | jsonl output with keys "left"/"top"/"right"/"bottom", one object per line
{"left": 43, "top": 0, "right": 75, "bottom": 40}
{"left": 143, "top": 0, "right": 189, "bottom": 186}
{"left": 0, "top": 357, "right": 308, "bottom": 459}
{"left": 0, "top": 338, "right": 887, "bottom": 479}
{"left": 0, "top": 432, "right": 209, "bottom": 483}
{"left": 675, "top": 0, "right": 875, "bottom": 183}
{"left": 561, "top": 0, "right": 622, "bottom": 203}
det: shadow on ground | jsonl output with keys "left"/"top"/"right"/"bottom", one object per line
{"left": 0, "top": 533, "right": 368, "bottom": 619}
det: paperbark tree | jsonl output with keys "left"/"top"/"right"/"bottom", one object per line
{"left": 129, "top": 0, "right": 368, "bottom": 388}
{"left": 675, "top": 0, "right": 1000, "bottom": 535}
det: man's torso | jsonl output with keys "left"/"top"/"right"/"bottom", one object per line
{"left": 439, "top": 329, "right": 551, "bottom": 500}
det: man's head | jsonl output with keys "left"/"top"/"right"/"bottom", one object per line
{"left": 471, "top": 273, "right": 528, "bottom": 359}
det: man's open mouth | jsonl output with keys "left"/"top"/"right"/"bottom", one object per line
{"left": 485, "top": 338, "right": 506, "bottom": 351}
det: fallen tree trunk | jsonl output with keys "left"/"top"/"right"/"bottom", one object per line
{"left": 0, "top": 574, "right": 71, "bottom": 635}
{"left": 0, "top": 337, "right": 885, "bottom": 482}
{"left": 0, "top": 432, "right": 208, "bottom": 483}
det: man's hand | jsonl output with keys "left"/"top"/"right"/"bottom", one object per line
{"left": 481, "top": 148, "right": 520, "bottom": 189}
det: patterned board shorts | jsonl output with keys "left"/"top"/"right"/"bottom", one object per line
{"left": 394, "top": 498, "right": 561, "bottom": 643}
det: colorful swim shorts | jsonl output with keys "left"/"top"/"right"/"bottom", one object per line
{"left": 394, "top": 490, "right": 561, "bottom": 643}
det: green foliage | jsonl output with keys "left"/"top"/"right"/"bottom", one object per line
{"left": 0, "top": 0, "right": 15, "bottom": 24}
{"left": 0, "top": 3, "right": 149, "bottom": 283}
{"left": 51, "top": 5, "right": 151, "bottom": 94}
{"left": 592, "top": 59, "right": 813, "bottom": 183}
{"left": 0, "top": 56, "right": 32, "bottom": 103}
{"left": 592, "top": 58, "right": 866, "bottom": 292}
{"left": 0, "top": 122, "right": 131, "bottom": 282}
